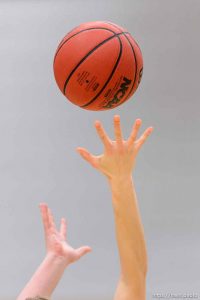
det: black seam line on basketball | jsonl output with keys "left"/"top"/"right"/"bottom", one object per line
{"left": 121, "top": 33, "right": 138, "bottom": 101}
{"left": 103, "top": 21, "right": 129, "bottom": 34}
{"left": 53, "top": 27, "right": 117, "bottom": 65}
{"left": 101, "top": 22, "right": 138, "bottom": 102}
{"left": 63, "top": 31, "right": 127, "bottom": 96}
{"left": 103, "top": 21, "right": 132, "bottom": 38}
{"left": 103, "top": 21, "right": 123, "bottom": 29}
{"left": 105, "top": 21, "right": 141, "bottom": 49}
{"left": 80, "top": 35, "right": 123, "bottom": 108}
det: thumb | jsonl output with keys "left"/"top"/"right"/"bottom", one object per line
{"left": 75, "top": 246, "right": 92, "bottom": 259}
{"left": 76, "top": 147, "right": 98, "bottom": 168}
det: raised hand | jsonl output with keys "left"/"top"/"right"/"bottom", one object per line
{"left": 39, "top": 203, "right": 91, "bottom": 266}
{"left": 76, "top": 115, "right": 153, "bottom": 180}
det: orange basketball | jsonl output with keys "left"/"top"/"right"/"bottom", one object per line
{"left": 53, "top": 21, "right": 143, "bottom": 111}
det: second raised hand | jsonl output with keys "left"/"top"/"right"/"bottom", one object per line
{"left": 39, "top": 203, "right": 92, "bottom": 266}
{"left": 76, "top": 115, "right": 153, "bottom": 180}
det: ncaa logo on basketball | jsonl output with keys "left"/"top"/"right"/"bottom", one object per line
{"left": 103, "top": 77, "right": 132, "bottom": 109}
{"left": 53, "top": 21, "right": 143, "bottom": 110}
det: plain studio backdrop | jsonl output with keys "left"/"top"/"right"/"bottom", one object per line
{"left": 0, "top": 0, "right": 200, "bottom": 299}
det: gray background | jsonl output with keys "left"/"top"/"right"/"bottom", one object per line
{"left": 0, "top": 0, "right": 200, "bottom": 299}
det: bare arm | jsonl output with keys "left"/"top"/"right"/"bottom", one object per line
{"left": 77, "top": 115, "right": 153, "bottom": 300}
{"left": 17, "top": 204, "right": 91, "bottom": 300}
{"left": 109, "top": 176, "right": 147, "bottom": 300}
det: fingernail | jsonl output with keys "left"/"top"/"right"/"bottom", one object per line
{"left": 136, "top": 119, "right": 141, "bottom": 125}
{"left": 148, "top": 127, "right": 153, "bottom": 134}
{"left": 95, "top": 120, "right": 100, "bottom": 127}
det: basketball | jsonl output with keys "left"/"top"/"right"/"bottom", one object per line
{"left": 53, "top": 21, "right": 143, "bottom": 111}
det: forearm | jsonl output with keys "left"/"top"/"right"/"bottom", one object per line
{"left": 17, "top": 253, "right": 67, "bottom": 300}
{"left": 108, "top": 175, "right": 147, "bottom": 283}
{"left": 77, "top": 115, "right": 153, "bottom": 299}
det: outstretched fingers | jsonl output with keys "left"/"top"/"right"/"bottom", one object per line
{"left": 39, "top": 203, "right": 50, "bottom": 235}
{"left": 47, "top": 207, "right": 57, "bottom": 232}
{"left": 127, "top": 118, "right": 142, "bottom": 148}
{"left": 75, "top": 246, "right": 92, "bottom": 259}
{"left": 76, "top": 147, "right": 98, "bottom": 168}
{"left": 95, "top": 120, "right": 112, "bottom": 149}
{"left": 113, "top": 115, "right": 123, "bottom": 145}
{"left": 135, "top": 127, "right": 154, "bottom": 151}
{"left": 60, "top": 218, "right": 67, "bottom": 240}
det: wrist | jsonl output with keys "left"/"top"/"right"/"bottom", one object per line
{"left": 107, "top": 175, "right": 135, "bottom": 209}
{"left": 45, "top": 252, "right": 70, "bottom": 268}
{"left": 108, "top": 174, "right": 133, "bottom": 186}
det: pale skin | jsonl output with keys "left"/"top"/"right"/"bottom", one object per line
{"left": 17, "top": 115, "right": 153, "bottom": 300}
{"left": 16, "top": 205, "right": 92, "bottom": 300}
{"left": 77, "top": 115, "right": 153, "bottom": 300}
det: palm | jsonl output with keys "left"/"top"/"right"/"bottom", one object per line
{"left": 77, "top": 115, "right": 153, "bottom": 180}
{"left": 46, "top": 227, "right": 78, "bottom": 262}
{"left": 39, "top": 203, "right": 91, "bottom": 265}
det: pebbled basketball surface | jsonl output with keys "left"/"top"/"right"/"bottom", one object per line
{"left": 53, "top": 21, "right": 143, "bottom": 110}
